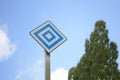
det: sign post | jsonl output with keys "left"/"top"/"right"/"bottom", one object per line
{"left": 45, "top": 50, "right": 50, "bottom": 80}
{"left": 30, "top": 21, "right": 67, "bottom": 80}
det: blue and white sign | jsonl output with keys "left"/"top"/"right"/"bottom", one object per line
{"left": 30, "top": 21, "right": 67, "bottom": 53}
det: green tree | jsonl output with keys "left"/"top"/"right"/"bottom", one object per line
{"left": 68, "top": 20, "right": 120, "bottom": 80}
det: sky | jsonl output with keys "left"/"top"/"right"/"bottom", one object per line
{"left": 0, "top": 0, "right": 120, "bottom": 80}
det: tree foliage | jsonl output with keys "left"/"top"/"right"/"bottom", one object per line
{"left": 68, "top": 20, "right": 120, "bottom": 80}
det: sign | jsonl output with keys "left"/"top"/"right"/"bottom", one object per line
{"left": 30, "top": 21, "right": 67, "bottom": 53}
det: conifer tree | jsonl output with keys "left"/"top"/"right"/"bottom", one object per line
{"left": 68, "top": 20, "right": 120, "bottom": 80}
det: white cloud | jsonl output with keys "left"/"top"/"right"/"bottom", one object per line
{"left": 15, "top": 60, "right": 44, "bottom": 80}
{"left": 16, "top": 59, "right": 68, "bottom": 80}
{"left": 0, "top": 25, "right": 16, "bottom": 61}
{"left": 51, "top": 68, "right": 68, "bottom": 80}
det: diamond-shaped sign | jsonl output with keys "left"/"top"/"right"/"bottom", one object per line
{"left": 30, "top": 21, "right": 67, "bottom": 53}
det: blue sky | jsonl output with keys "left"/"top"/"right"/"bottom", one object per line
{"left": 0, "top": 0, "right": 120, "bottom": 80}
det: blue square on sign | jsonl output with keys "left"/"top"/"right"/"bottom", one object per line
{"left": 42, "top": 30, "right": 56, "bottom": 42}
{"left": 34, "top": 24, "right": 63, "bottom": 50}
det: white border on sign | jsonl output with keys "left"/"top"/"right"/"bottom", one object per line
{"left": 30, "top": 21, "right": 67, "bottom": 53}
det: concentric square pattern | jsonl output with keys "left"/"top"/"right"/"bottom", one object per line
{"left": 30, "top": 21, "right": 67, "bottom": 53}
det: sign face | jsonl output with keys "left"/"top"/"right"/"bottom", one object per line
{"left": 30, "top": 21, "right": 67, "bottom": 53}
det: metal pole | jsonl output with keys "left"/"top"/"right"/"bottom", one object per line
{"left": 45, "top": 50, "right": 50, "bottom": 80}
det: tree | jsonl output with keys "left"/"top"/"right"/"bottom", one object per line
{"left": 68, "top": 20, "right": 120, "bottom": 80}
